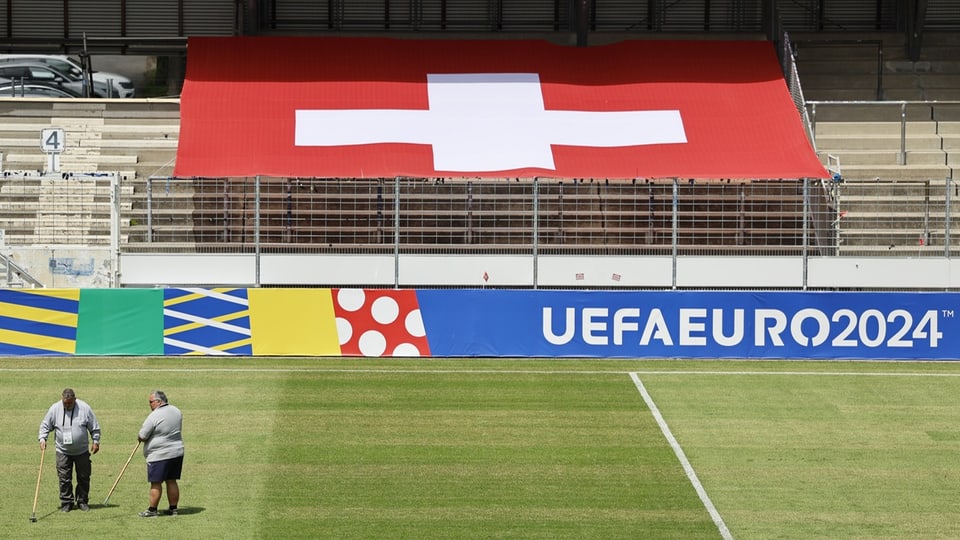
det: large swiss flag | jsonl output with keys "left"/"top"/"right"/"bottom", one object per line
{"left": 174, "top": 37, "right": 829, "bottom": 180}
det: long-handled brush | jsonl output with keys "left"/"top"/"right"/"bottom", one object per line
{"left": 30, "top": 444, "right": 46, "bottom": 522}
{"left": 103, "top": 441, "right": 141, "bottom": 505}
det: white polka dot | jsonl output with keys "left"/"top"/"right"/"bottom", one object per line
{"left": 338, "top": 289, "right": 366, "bottom": 312}
{"left": 392, "top": 343, "right": 421, "bottom": 357}
{"left": 358, "top": 330, "right": 387, "bottom": 357}
{"left": 335, "top": 318, "right": 353, "bottom": 346}
{"left": 405, "top": 309, "right": 426, "bottom": 337}
{"left": 371, "top": 296, "right": 400, "bottom": 324}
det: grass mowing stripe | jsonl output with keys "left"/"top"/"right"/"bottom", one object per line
{"left": 258, "top": 371, "right": 718, "bottom": 539}
{"left": 639, "top": 372, "right": 960, "bottom": 538}
{"left": 8, "top": 368, "right": 960, "bottom": 377}
{"left": 3, "top": 362, "right": 718, "bottom": 539}
{"left": 630, "top": 372, "right": 733, "bottom": 540}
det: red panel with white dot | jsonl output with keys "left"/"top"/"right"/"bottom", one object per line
{"left": 333, "top": 289, "right": 431, "bottom": 357}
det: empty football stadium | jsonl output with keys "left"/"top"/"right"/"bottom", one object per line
{"left": 2, "top": 1, "right": 960, "bottom": 538}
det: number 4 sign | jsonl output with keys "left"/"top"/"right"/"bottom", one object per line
{"left": 41, "top": 128, "right": 65, "bottom": 153}
{"left": 41, "top": 128, "right": 65, "bottom": 172}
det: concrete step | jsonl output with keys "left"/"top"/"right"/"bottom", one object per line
{"left": 807, "top": 103, "right": 957, "bottom": 122}
{"left": 802, "top": 72, "right": 921, "bottom": 90}
{"left": 803, "top": 88, "right": 881, "bottom": 101}
{"left": 836, "top": 180, "right": 948, "bottom": 195}
{"left": 798, "top": 59, "right": 882, "bottom": 75}
{"left": 813, "top": 121, "right": 939, "bottom": 136}
{"left": 943, "top": 137, "right": 960, "bottom": 150}
{"left": 818, "top": 150, "right": 947, "bottom": 166}
{"left": 6, "top": 154, "right": 138, "bottom": 165}
{"left": 839, "top": 228, "right": 933, "bottom": 247}
{"left": 917, "top": 46, "right": 960, "bottom": 62}
{"left": 807, "top": 86, "right": 960, "bottom": 102}
{"left": 0, "top": 187, "right": 119, "bottom": 198}
{"left": 885, "top": 88, "right": 960, "bottom": 101}
{"left": 0, "top": 217, "right": 114, "bottom": 228}
{"left": 835, "top": 245, "right": 948, "bottom": 256}
{"left": 838, "top": 213, "right": 958, "bottom": 227}
{"left": 839, "top": 201, "right": 953, "bottom": 213}
{"left": 830, "top": 164, "right": 953, "bottom": 181}
{"left": 815, "top": 134, "right": 943, "bottom": 151}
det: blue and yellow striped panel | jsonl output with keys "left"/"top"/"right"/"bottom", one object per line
{"left": 163, "top": 288, "right": 252, "bottom": 355}
{"left": 0, "top": 289, "right": 79, "bottom": 355}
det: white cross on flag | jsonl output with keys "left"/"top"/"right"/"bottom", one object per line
{"left": 175, "top": 37, "right": 829, "bottom": 180}
{"left": 295, "top": 73, "right": 687, "bottom": 172}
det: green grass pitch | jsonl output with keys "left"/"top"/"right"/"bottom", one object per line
{"left": 3, "top": 358, "right": 960, "bottom": 539}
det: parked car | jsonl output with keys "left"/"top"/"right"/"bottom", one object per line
{"left": 0, "top": 61, "right": 110, "bottom": 97}
{"left": 0, "top": 78, "right": 80, "bottom": 98}
{"left": 0, "top": 55, "right": 135, "bottom": 97}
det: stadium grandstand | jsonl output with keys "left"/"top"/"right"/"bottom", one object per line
{"left": 0, "top": 1, "right": 958, "bottom": 290}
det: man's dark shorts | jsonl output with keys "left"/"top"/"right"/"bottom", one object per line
{"left": 146, "top": 455, "right": 183, "bottom": 483}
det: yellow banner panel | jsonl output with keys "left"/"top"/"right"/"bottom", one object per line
{"left": 248, "top": 288, "right": 341, "bottom": 356}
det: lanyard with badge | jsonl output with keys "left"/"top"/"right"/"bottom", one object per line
{"left": 62, "top": 406, "right": 75, "bottom": 444}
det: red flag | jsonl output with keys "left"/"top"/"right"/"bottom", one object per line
{"left": 175, "top": 37, "right": 828, "bottom": 180}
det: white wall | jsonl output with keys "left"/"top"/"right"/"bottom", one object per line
{"left": 5, "top": 247, "right": 115, "bottom": 288}
{"left": 117, "top": 253, "right": 960, "bottom": 289}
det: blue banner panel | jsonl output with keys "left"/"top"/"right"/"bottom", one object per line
{"left": 416, "top": 290, "right": 960, "bottom": 359}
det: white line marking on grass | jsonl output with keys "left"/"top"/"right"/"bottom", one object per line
{"left": 4, "top": 366, "right": 960, "bottom": 377}
{"left": 0, "top": 367, "right": 630, "bottom": 374}
{"left": 627, "top": 370, "right": 960, "bottom": 377}
{"left": 3, "top": 367, "right": 960, "bottom": 377}
{"left": 630, "top": 372, "right": 734, "bottom": 540}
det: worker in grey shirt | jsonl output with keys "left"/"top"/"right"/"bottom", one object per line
{"left": 137, "top": 390, "right": 184, "bottom": 517}
{"left": 38, "top": 387, "right": 101, "bottom": 512}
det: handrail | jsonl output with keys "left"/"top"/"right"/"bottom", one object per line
{"left": 780, "top": 31, "right": 814, "bottom": 148}
{"left": 0, "top": 252, "right": 44, "bottom": 288}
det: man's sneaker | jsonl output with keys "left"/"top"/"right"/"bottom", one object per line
{"left": 138, "top": 509, "right": 159, "bottom": 518}
{"left": 78, "top": 503, "right": 90, "bottom": 512}
{"left": 164, "top": 508, "right": 179, "bottom": 516}
{"left": 60, "top": 503, "right": 72, "bottom": 513}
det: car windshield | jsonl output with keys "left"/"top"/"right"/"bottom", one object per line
{"left": 46, "top": 58, "right": 83, "bottom": 79}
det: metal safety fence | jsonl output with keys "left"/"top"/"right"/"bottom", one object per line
{"left": 0, "top": 174, "right": 956, "bottom": 259}
{"left": 108, "top": 175, "right": 952, "bottom": 257}
{"left": 2, "top": 173, "right": 959, "bottom": 289}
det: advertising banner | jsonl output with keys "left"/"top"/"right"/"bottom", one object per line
{"left": 0, "top": 288, "right": 955, "bottom": 359}
{"left": 417, "top": 290, "right": 957, "bottom": 359}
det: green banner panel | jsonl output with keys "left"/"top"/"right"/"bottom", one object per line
{"left": 76, "top": 289, "right": 164, "bottom": 355}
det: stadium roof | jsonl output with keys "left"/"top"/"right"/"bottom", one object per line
{"left": 174, "top": 36, "right": 830, "bottom": 180}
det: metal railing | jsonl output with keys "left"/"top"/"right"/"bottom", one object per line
{"left": 3, "top": 173, "right": 960, "bottom": 289}
{"left": 0, "top": 252, "right": 43, "bottom": 287}
{"left": 113, "top": 175, "right": 960, "bottom": 258}
{"left": 75, "top": 175, "right": 911, "bottom": 255}
{"left": 779, "top": 31, "right": 817, "bottom": 148}
{"left": 2, "top": 174, "right": 958, "bottom": 259}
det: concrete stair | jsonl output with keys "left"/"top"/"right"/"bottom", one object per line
{"left": 801, "top": 32, "right": 960, "bottom": 253}
{"left": 0, "top": 99, "right": 179, "bottom": 179}
{"left": 794, "top": 31, "right": 960, "bottom": 102}
{"left": 0, "top": 173, "right": 132, "bottom": 246}
{"left": 828, "top": 178, "right": 960, "bottom": 252}
{"left": 813, "top": 120, "right": 958, "bottom": 181}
